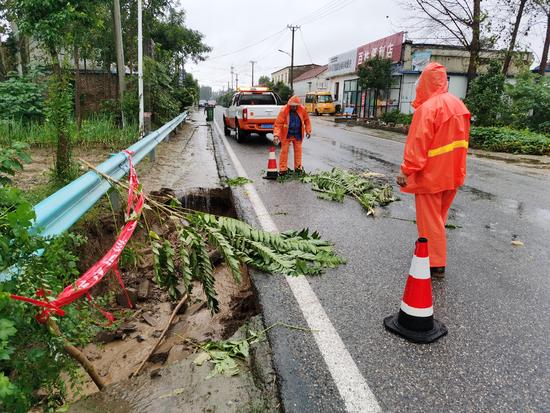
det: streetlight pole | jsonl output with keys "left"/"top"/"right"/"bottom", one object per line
{"left": 235, "top": 73, "right": 239, "bottom": 90}
{"left": 230, "top": 66, "right": 234, "bottom": 90}
{"left": 138, "top": 0, "right": 144, "bottom": 137}
{"left": 250, "top": 60, "right": 256, "bottom": 86}
{"left": 287, "top": 25, "right": 300, "bottom": 94}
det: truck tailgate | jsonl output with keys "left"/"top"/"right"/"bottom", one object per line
{"left": 245, "top": 105, "right": 281, "bottom": 120}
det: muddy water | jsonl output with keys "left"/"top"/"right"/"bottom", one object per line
{"left": 138, "top": 114, "right": 220, "bottom": 192}
{"left": 68, "top": 111, "right": 275, "bottom": 412}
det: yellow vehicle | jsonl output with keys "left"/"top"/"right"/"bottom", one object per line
{"left": 305, "top": 91, "right": 336, "bottom": 115}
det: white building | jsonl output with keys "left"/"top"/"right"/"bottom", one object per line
{"left": 292, "top": 65, "right": 330, "bottom": 102}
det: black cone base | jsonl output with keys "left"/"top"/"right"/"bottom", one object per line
{"left": 384, "top": 314, "right": 448, "bottom": 344}
{"left": 263, "top": 171, "right": 278, "bottom": 180}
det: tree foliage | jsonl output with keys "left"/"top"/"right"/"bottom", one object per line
{"left": 465, "top": 61, "right": 506, "bottom": 126}
{"left": 357, "top": 55, "right": 393, "bottom": 91}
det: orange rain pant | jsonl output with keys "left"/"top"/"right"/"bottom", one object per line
{"left": 415, "top": 189, "right": 457, "bottom": 267}
{"left": 279, "top": 137, "right": 303, "bottom": 172}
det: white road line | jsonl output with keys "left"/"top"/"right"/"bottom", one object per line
{"left": 213, "top": 120, "right": 382, "bottom": 413}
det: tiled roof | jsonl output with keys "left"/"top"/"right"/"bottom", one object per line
{"left": 294, "top": 65, "right": 328, "bottom": 82}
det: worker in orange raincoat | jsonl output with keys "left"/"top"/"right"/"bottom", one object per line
{"left": 273, "top": 95, "right": 312, "bottom": 176}
{"left": 397, "top": 62, "right": 471, "bottom": 278}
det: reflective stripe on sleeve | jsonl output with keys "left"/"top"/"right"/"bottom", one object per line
{"left": 428, "top": 139, "right": 469, "bottom": 157}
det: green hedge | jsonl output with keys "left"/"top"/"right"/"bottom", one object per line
{"left": 469, "top": 127, "right": 550, "bottom": 156}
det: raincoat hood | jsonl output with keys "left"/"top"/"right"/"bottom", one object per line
{"left": 288, "top": 95, "right": 301, "bottom": 105}
{"left": 412, "top": 62, "right": 448, "bottom": 109}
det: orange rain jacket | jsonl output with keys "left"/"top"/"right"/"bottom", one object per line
{"left": 401, "top": 63, "right": 471, "bottom": 194}
{"left": 274, "top": 96, "right": 312, "bottom": 141}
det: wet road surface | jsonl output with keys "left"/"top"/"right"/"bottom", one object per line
{"left": 214, "top": 108, "right": 550, "bottom": 413}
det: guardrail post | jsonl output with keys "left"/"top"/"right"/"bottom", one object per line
{"left": 148, "top": 147, "right": 156, "bottom": 162}
{"left": 108, "top": 188, "right": 122, "bottom": 211}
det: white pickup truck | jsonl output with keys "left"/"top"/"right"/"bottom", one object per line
{"left": 223, "top": 88, "right": 283, "bottom": 143}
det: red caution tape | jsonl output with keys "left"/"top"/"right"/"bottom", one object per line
{"left": 10, "top": 153, "right": 143, "bottom": 323}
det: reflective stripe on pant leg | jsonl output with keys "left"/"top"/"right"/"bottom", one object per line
{"left": 415, "top": 192, "right": 446, "bottom": 267}
{"left": 293, "top": 138, "right": 303, "bottom": 169}
{"left": 279, "top": 138, "right": 290, "bottom": 171}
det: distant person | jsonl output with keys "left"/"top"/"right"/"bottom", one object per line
{"left": 396, "top": 62, "right": 471, "bottom": 279}
{"left": 273, "top": 95, "right": 312, "bottom": 176}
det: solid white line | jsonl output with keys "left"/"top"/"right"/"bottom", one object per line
{"left": 213, "top": 120, "right": 381, "bottom": 413}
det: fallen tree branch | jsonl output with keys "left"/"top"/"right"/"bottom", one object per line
{"left": 47, "top": 319, "right": 106, "bottom": 391}
{"left": 131, "top": 294, "right": 189, "bottom": 377}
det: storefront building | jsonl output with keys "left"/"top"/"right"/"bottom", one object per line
{"left": 325, "top": 33, "right": 533, "bottom": 116}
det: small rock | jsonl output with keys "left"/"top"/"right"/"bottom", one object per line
{"left": 116, "top": 288, "right": 137, "bottom": 308}
{"left": 137, "top": 280, "right": 150, "bottom": 300}
{"left": 511, "top": 240, "right": 524, "bottom": 246}
{"left": 149, "top": 350, "right": 169, "bottom": 364}
{"left": 136, "top": 335, "right": 146, "bottom": 342}
{"left": 150, "top": 368, "right": 162, "bottom": 378}
{"left": 142, "top": 313, "right": 157, "bottom": 327}
{"left": 95, "top": 330, "right": 123, "bottom": 344}
{"left": 121, "top": 323, "right": 137, "bottom": 333}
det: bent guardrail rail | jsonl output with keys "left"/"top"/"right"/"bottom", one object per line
{"left": 1, "top": 111, "right": 188, "bottom": 281}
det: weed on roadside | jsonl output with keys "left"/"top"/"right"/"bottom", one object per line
{"left": 225, "top": 177, "right": 253, "bottom": 187}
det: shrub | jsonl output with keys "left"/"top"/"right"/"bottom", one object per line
{"left": 0, "top": 76, "right": 45, "bottom": 122}
{"left": 470, "top": 126, "right": 550, "bottom": 155}
{"left": 381, "top": 110, "right": 412, "bottom": 125}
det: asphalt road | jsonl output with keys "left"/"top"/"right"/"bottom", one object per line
{"left": 213, "top": 108, "right": 550, "bottom": 413}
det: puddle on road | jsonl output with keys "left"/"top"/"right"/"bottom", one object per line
{"left": 461, "top": 185, "right": 496, "bottom": 200}
{"left": 337, "top": 142, "right": 398, "bottom": 169}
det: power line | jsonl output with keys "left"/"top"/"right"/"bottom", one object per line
{"left": 301, "top": 0, "right": 359, "bottom": 26}
{"left": 299, "top": 28, "right": 314, "bottom": 64}
{"left": 292, "top": 0, "right": 342, "bottom": 25}
{"left": 204, "top": 2, "right": 356, "bottom": 61}
{"left": 207, "top": 28, "right": 286, "bottom": 60}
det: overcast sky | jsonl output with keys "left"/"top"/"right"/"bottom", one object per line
{"left": 180, "top": 0, "right": 547, "bottom": 91}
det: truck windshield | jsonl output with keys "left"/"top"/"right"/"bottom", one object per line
{"left": 317, "top": 95, "right": 333, "bottom": 103}
{"left": 239, "top": 93, "right": 276, "bottom": 105}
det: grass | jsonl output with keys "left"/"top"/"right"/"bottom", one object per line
{"left": 0, "top": 116, "right": 138, "bottom": 149}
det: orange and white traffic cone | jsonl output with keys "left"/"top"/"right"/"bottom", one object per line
{"left": 384, "top": 237, "right": 447, "bottom": 344}
{"left": 264, "top": 146, "right": 278, "bottom": 180}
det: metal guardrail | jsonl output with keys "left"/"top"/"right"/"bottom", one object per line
{"left": 1, "top": 111, "right": 188, "bottom": 281}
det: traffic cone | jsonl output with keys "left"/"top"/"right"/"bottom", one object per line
{"left": 264, "top": 146, "right": 278, "bottom": 180}
{"left": 384, "top": 237, "right": 447, "bottom": 344}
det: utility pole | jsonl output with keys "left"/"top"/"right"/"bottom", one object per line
{"left": 113, "top": 0, "right": 126, "bottom": 127}
{"left": 230, "top": 66, "right": 234, "bottom": 90}
{"left": 250, "top": 60, "right": 256, "bottom": 86}
{"left": 235, "top": 73, "right": 239, "bottom": 90}
{"left": 287, "top": 25, "right": 300, "bottom": 94}
{"left": 138, "top": 0, "right": 144, "bottom": 137}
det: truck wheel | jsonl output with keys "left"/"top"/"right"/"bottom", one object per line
{"left": 235, "top": 121, "right": 248, "bottom": 143}
{"left": 223, "top": 116, "right": 230, "bottom": 136}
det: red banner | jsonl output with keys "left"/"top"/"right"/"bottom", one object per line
{"left": 356, "top": 32, "right": 404, "bottom": 67}
{"left": 10, "top": 152, "right": 144, "bottom": 323}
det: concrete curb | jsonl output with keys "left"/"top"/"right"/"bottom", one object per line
{"left": 209, "top": 121, "right": 283, "bottom": 412}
